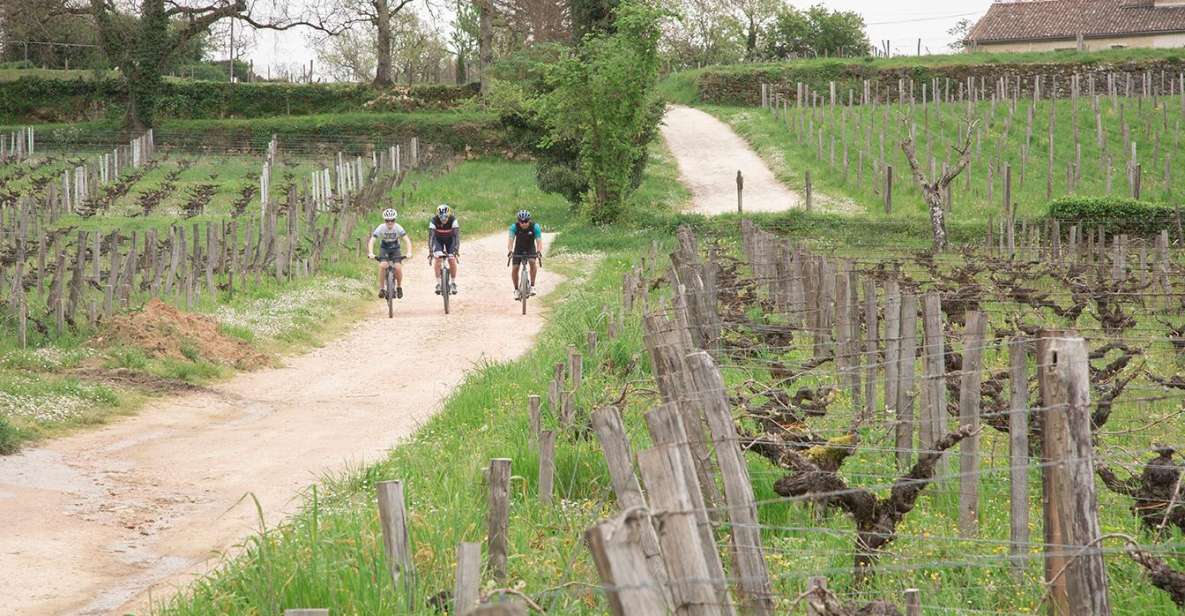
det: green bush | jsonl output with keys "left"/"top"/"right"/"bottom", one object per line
{"left": 1045, "top": 196, "right": 1178, "bottom": 235}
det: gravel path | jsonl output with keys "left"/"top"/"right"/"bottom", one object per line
{"left": 660, "top": 104, "right": 802, "bottom": 215}
{"left": 0, "top": 232, "right": 561, "bottom": 615}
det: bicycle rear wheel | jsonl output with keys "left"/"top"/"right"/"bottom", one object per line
{"left": 442, "top": 267, "right": 451, "bottom": 315}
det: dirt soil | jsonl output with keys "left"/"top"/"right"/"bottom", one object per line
{"left": 660, "top": 104, "right": 802, "bottom": 215}
{"left": 96, "top": 299, "right": 269, "bottom": 369}
{"left": 0, "top": 232, "right": 561, "bottom": 615}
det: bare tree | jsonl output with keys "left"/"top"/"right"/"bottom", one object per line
{"left": 900, "top": 117, "right": 979, "bottom": 251}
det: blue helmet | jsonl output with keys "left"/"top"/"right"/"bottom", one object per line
{"left": 517, "top": 210, "right": 531, "bottom": 222}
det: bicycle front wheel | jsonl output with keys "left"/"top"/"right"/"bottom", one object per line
{"left": 442, "top": 268, "right": 451, "bottom": 315}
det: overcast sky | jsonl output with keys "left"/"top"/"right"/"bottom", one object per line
{"left": 241, "top": 0, "right": 994, "bottom": 80}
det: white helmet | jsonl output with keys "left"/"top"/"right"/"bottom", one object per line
{"left": 382, "top": 208, "right": 397, "bottom": 221}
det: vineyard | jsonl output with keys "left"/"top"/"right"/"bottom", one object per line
{"left": 744, "top": 69, "right": 1185, "bottom": 223}
{"left": 0, "top": 128, "right": 444, "bottom": 347}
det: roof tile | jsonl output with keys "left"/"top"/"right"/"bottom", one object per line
{"left": 968, "top": 0, "right": 1185, "bottom": 43}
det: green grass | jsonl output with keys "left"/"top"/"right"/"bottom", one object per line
{"left": 0, "top": 68, "right": 113, "bottom": 82}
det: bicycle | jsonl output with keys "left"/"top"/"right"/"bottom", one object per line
{"left": 375, "top": 255, "right": 406, "bottom": 319}
{"left": 508, "top": 252, "right": 540, "bottom": 315}
{"left": 429, "top": 250, "right": 459, "bottom": 315}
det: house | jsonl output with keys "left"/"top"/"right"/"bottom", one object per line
{"left": 966, "top": 0, "right": 1185, "bottom": 52}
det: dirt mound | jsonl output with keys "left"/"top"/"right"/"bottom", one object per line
{"left": 96, "top": 299, "right": 269, "bottom": 369}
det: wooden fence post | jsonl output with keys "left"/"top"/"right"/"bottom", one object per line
{"left": 454, "top": 542, "right": 482, "bottom": 616}
{"left": 684, "top": 351, "right": 775, "bottom": 615}
{"left": 863, "top": 279, "right": 878, "bottom": 421}
{"left": 644, "top": 403, "right": 733, "bottom": 614}
{"left": 804, "top": 170, "right": 813, "bottom": 211}
{"left": 736, "top": 170, "right": 744, "bottom": 213}
{"left": 586, "top": 510, "right": 671, "bottom": 616}
{"left": 884, "top": 280, "right": 901, "bottom": 421}
{"left": 591, "top": 406, "right": 670, "bottom": 599}
{"left": 1038, "top": 332, "right": 1111, "bottom": 616}
{"left": 1009, "top": 337, "right": 1030, "bottom": 576}
{"left": 637, "top": 444, "right": 725, "bottom": 616}
{"left": 904, "top": 589, "right": 921, "bottom": 616}
{"left": 884, "top": 165, "right": 893, "bottom": 214}
{"left": 539, "top": 431, "right": 556, "bottom": 504}
{"left": 568, "top": 345, "right": 583, "bottom": 390}
{"left": 528, "top": 395, "right": 541, "bottom": 448}
{"left": 958, "top": 311, "right": 986, "bottom": 538}
{"left": 896, "top": 293, "right": 919, "bottom": 469}
{"left": 921, "top": 292, "right": 945, "bottom": 455}
{"left": 487, "top": 458, "right": 511, "bottom": 583}
{"left": 376, "top": 480, "right": 413, "bottom": 591}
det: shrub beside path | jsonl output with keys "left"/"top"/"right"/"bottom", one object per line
{"left": 660, "top": 104, "right": 802, "bottom": 215}
{"left": 0, "top": 233, "right": 561, "bottom": 616}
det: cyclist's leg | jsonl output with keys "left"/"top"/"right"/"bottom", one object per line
{"left": 394, "top": 259, "right": 404, "bottom": 288}
{"left": 378, "top": 260, "right": 388, "bottom": 291}
{"left": 511, "top": 256, "right": 520, "bottom": 289}
{"left": 529, "top": 258, "right": 539, "bottom": 286}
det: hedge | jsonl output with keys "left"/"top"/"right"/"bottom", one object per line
{"left": 11, "top": 111, "right": 514, "bottom": 155}
{"left": 0, "top": 77, "right": 480, "bottom": 124}
{"left": 1045, "top": 196, "right": 1178, "bottom": 236}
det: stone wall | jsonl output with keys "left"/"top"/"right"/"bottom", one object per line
{"left": 697, "top": 58, "right": 1185, "bottom": 106}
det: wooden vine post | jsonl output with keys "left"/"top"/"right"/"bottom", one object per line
{"left": 1038, "top": 331, "right": 1111, "bottom": 616}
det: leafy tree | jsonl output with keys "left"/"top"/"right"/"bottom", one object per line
{"left": 448, "top": 0, "right": 479, "bottom": 83}
{"left": 761, "top": 3, "right": 869, "bottom": 59}
{"left": 537, "top": 0, "right": 666, "bottom": 223}
{"left": 660, "top": 0, "right": 745, "bottom": 70}
{"left": 727, "top": 0, "right": 777, "bottom": 61}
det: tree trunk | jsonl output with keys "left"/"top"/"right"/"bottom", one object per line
{"left": 478, "top": 0, "right": 493, "bottom": 94}
{"left": 373, "top": 0, "right": 393, "bottom": 87}
{"left": 923, "top": 187, "right": 948, "bottom": 250}
{"left": 745, "top": 16, "right": 757, "bottom": 61}
{"left": 456, "top": 54, "right": 467, "bottom": 85}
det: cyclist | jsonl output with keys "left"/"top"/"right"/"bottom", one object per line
{"left": 507, "top": 209, "right": 543, "bottom": 300}
{"left": 428, "top": 203, "right": 460, "bottom": 295}
{"left": 367, "top": 207, "right": 412, "bottom": 300}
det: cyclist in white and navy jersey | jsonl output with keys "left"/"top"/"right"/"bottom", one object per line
{"left": 367, "top": 208, "right": 412, "bottom": 299}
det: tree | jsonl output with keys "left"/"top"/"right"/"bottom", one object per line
{"left": 494, "top": 0, "right": 570, "bottom": 43}
{"left": 660, "top": 0, "right": 744, "bottom": 70}
{"left": 727, "top": 0, "right": 776, "bottom": 61}
{"left": 21, "top": 0, "right": 334, "bottom": 130}
{"left": 537, "top": 0, "right": 667, "bottom": 222}
{"left": 569, "top": 0, "right": 619, "bottom": 39}
{"left": 947, "top": 18, "right": 972, "bottom": 51}
{"left": 447, "top": 0, "right": 479, "bottom": 83}
{"left": 900, "top": 117, "right": 978, "bottom": 251}
{"left": 760, "top": 3, "right": 870, "bottom": 59}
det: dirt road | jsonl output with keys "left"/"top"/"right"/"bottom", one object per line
{"left": 0, "top": 233, "right": 560, "bottom": 615}
{"left": 660, "top": 104, "right": 801, "bottom": 215}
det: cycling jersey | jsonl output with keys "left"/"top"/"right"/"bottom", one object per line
{"left": 429, "top": 215, "right": 460, "bottom": 255}
{"left": 373, "top": 223, "right": 407, "bottom": 257}
{"left": 509, "top": 221, "right": 542, "bottom": 255}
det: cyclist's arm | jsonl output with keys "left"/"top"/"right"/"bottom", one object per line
{"left": 403, "top": 234, "right": 413, "bottom": 258}
{"left": 534, "top": 224, "right": 543, "bottom": 255}
{"left": 367, "top": 236, "right": 376, "bottom": 258}
{"left": 428, "top": 225, "right": 437, "bottom": 248}
{"left": 455, "top": 221, "right": 461, "bottom": 254}
{"left": 507, "top": 225, "right": 515, "bottom": 254}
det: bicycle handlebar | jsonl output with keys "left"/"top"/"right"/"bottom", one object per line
{"left": 507, "top": 253, "right": 541, "bottom": 267}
